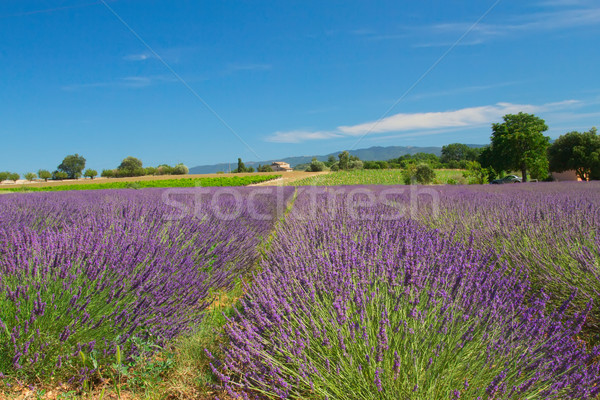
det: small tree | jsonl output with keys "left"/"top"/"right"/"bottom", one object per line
{"left": 117, "top": 157, "right": 144, "bottom": 177}
{"left": 8, "top": 172, "right": 20, "bottom": 181}
{"left": 24, "top": 172, "right": 37, "bottom": 181}
{"left": 326, "top": 155, "right": 337, "bottom": 167}
{"left": 440, "top": 143, "right": 479, "bottom": 165}
{"left": 338, "top": 151, "right": 350, "bottom": 170}
{"left": 157, "top": 165, "right": 173, "bottom": 175}
{"left": 172, "top": 164, "right": 189, "bottom": 175}
{"left": 57, "top": 154, "right": 86, "bottom": 179}
{"left": 84, "top": 169, "right": 98, "bottom": 179}
{"left": 101, "top": 169, "right": 115, "bottom": 178}
{"left": 308, "top": 158, "right": 326, "bottom": 172}
{"left": 548, "top": 127, "right": 600, "bottom": 181}
{"left": 0, "top": 172, "right": 8, "bottom": 182}
{"left": 53, "top": 171, "right": 68, "bottom": 180}
{"left": 462, "top": 161, "right": 489, "bottom": 184}
{"left": 118, "top": 156, "right": 143, "bottom": 171}
{"left": 144, "top": 167, "right": 157, "bottom": 176}
{"left": 258, "top": 164, "right": 274, "bottom": 173}
{"left": 38, "top": 169, "right": 51, "bottom": 182}
{"left": 349, "top": 159, "right": 364, "bottom": 170}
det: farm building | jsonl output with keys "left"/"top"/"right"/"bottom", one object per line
{"left": 551, "top": 170, "right": 582, "bottom": 182}
{"left": 271, "top": 161, "right": 293, "bottom": 172}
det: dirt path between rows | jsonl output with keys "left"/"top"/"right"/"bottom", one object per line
{"left": 249, "top": 171, "right": 330, "bottom": 186}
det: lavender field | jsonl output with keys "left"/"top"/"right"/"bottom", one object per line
{"left": 1, "top": 183, "right": 600, "bottom": 399}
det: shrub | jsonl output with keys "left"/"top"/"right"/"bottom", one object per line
{"left": 101, "top": 169, "right": 115, "bottom": 178}
{"left": 144, "top": 167, "right": 158, "bottom": 176}
{"left": 308, "top": 158, "right": 326, "bottom": 172}
{"left": 157, "top": 165, "right": 173, "bottom": 175}
{"left": 415, "top": 163, "right": 435, "bottom": 184}
{"left": 258, "top": 165, "right": 274, "bottom": 173}
{"left": 172, "top": 164, "right": 189, "bottom": 175}
{"left": 52, "top": 171, "right": 68, "bottom": 180}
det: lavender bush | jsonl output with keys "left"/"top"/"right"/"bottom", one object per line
{"left": 0, "top": 187, "right": 293, "bottom": 382}
{"left": 214, "top": 188, "right": 600, "bottom": 399}
{"left": 415, "top": 182, "right": 600, "bottom": 334}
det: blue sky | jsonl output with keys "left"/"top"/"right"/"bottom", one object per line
{"left": 1, "top": 0, "right": 599, "bottom": 173}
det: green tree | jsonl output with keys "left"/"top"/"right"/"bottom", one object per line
{"left": 84, "top": 169, "right": 98, "bottom": 179}
{"left": 53, "top": 171, "right": 68, "bottom": 180}
{"left": 548, "top": 127, "right": 600, "bottom": 181}
{"left": 462, "top": 161, "right": 489, "bottom": 184}
{"left": 8, "top": 172, "right": 20, "bottom": 181}
{"left": 172, "top": 163, "right": 189, "bottom": 175}
{"left": 57, "top": 154, "right": 86, "bottom": 179}
{"left": 488, "top": 113, "right": 550, "bottom": 182}
{"left": 440, "top": 143, "right": 479, "bottom": 165}
{"left": 349, "top": 159, "right": 364, "bottom": 170}
{"left": 308, "top": 158, "right": 326, "bottom": 172}
{"left": 258, "top": 164, "right": 274, "bottom": 172}
{"left": 38, "top": 169, "right": 51, "bottom": 182}
{"left": 415, "top": 164, "right": 435, "bottom": 184}
{"left": 144, "top": 167, "right": 158, "bottom": 176}
{"left": 338, "top": 151, "right": 350, "bottom": 170}
{"left": 236, "top": 158, "right": 247, "bottom": 173}
{"left": 117, "top": 156, "right": 144, "bottom": 176}
{"left": 24, "top": 172, "right": 37, "bottom": 181}
{"left": 101, "top": 169, "right": 115, "bottom": 178}
{"left": 326, "top": 155, "right": 337, "bottom": 167}
{"left": 157, "top": 165, "right": 173, "bottom": 175}
{"left": 0, "top": 172, "right": 7, "bottom": 181}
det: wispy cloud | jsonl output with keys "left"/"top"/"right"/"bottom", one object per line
{"left": 266, "top": 100, "right": 580, "bottom": 143}
{"left": 61, "top": 75, "right": 176, "bottom": 91}
{"left": 123, "top": 53, "right": 152, "bottom": 61}
{"left": 225, "top": 63, "right": 272, "bottom": 73}
{"left": 412, "top": 4, "right": 600, "bottom": 47}
{"left": 411, "top": 81, "right": 526, "bottom": 100}
{"left": 0, "top": 1, "right": 116, "bottom": 19}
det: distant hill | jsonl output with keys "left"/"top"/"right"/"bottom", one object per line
{"left": 189, "top": 145, "right": 484, "bottom": 174}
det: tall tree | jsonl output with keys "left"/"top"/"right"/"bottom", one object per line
{"left": 548, "top": 127, "right": 600, "bottom": 181}
{"left": 57, "top": 154, "right": 86, "bottom": 179}
{"left": 338, "top": 151, "right": 350, "bottom": 170}
{"left": 488, "top": 113, "right": 550, "bottom": 182}
{"left": 237, "top": 158, "right": 247, "bottom": 173}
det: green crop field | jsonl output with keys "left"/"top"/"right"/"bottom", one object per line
{"left": 289, "top": 168, "right": 466, "bottom": 186}
{"left": 0, "top": 175, "right": 280, "bottom": 192}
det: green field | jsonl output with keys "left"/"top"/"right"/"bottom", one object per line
{"left": 289, "top": 168, "right": 466, "bottom": 186}
{"left": 0, "top": 175, "right": 280, "bottom": 192}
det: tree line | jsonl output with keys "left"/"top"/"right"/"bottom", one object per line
{"left": 297, "top": 112, "right": 599, "bottom": 183}
{"left": 1, "top": 154, "right": 189, "bottom": 183}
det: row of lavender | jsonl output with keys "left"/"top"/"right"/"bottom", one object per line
{"left": 0, "top": 187, "right": 293, "bottom": 382}
{"left": 415, "top": 182, "right": 600, "bottom": 335}
{"left": 214, "top": 184, "right": 600, "bottom": 399}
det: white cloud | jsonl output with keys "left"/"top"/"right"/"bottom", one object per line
{"left": 265, "top": 100, "right": 580, "bottom": 143}
{"left": 123, "top": 53, "right": 151, "bottom": 61}
{"left": 412, "top": 5, "right": 600, "bottom": 47}
{"left": 267, "top": 130, "right": 342, "bottom": 143}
